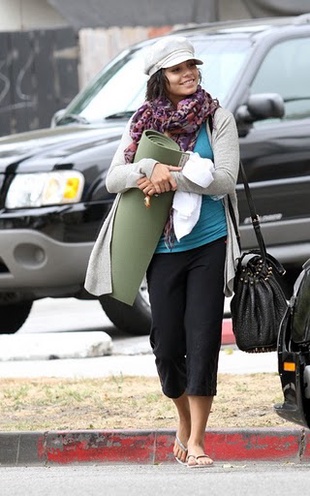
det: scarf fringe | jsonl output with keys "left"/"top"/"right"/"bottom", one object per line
{"left": 163, "top": 207, "right": 176, "bottom": 250}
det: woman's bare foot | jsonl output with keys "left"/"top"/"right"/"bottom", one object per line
{"left": 172, "top": 395, "right": 191, "bottom": 464}
{"left": 173, "top": 419, "right": 191, "bottom": 464}
{"left": 174, "top": 436, "right": 187, "bottom": 464}
{"left": 185, "top": 396, "right": 214, "bottom": 467}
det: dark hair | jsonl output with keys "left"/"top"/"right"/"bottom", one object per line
{"left": 145, "top": 69, "right": 168, "bottom": 100}
{"left": 145, "top": 68, "right": 202, "bottom": 101}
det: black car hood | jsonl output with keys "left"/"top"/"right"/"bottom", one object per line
{"left": 0, "top": 123, "right": 126, "bottom": 173}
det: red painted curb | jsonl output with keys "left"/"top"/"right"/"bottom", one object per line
{"left": 30, "top": 428, "right": 309, "bottom": 466}
{"left": 222, "top": 318, "right": 235, "bottom": 345}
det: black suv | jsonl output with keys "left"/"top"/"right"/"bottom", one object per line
{"left": 0, "top": 14, "right": 309, "bottom": 335}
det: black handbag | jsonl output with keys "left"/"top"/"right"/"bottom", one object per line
{"left": 229, "top": 162, "right": 288, "bottom": 353}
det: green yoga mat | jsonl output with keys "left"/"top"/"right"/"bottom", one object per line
{"left": 110, "top": 130, "right": 189, "bottom": 305}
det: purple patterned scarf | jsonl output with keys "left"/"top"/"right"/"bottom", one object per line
{"left": 125, "top": 85, "right": 219, "bottom": 162}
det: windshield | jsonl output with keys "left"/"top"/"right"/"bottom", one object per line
{"left": 62, "top": 36, "right": 252, "bottom": 124}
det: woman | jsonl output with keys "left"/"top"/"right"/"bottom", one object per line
{"left": 86, "top": 36, "right": 240, "bottom": 467}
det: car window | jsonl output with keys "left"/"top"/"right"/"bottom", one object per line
{"left": 193, "top": 37, "right": 251, "bottom": 105}
{"left": 250, "top": 37, "right": 310, "bottom": 124}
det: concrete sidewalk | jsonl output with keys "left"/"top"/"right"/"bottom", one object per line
{"left": 0, "top": 346, "right": 278, "bottom": 378}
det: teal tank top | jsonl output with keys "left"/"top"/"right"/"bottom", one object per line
{"left": 155, "top": 124, "right": 227, "bottom": 253}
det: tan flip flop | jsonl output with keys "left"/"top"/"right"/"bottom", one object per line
{"left": 174, "top": 435, "right": 188, "bottom": 466}
{"left": 187, "top": 453, "right": 214, "bottom": 468}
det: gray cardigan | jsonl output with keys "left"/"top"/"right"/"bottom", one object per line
{"left": 85, "top": 106, "right": 241, "bottom": 298}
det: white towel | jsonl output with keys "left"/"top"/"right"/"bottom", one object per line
{"left": 172, "top": 153, "right": 215, "bottom": 241}
{"left": 182, "top": 153, "right": 215, "bottom": 187}
{"left": 173, "top": 192, "right": 202, "bottom": 241}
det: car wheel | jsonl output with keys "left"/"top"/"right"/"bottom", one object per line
{"left": 0, "top": 301, "right": 33, "bottom": 334}
{"left": 99, "top": 278, "right": 151, "bottom": 336}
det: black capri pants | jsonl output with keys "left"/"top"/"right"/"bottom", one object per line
{"left": 146, "top": 236, "right": 226, "bottom": 399}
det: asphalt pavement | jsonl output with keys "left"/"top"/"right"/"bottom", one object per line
{"left": 2, "top": 464, "right": 310, "bottom": 496}
{"left": 0, "top": 462, "right": 309, "bottom": 496}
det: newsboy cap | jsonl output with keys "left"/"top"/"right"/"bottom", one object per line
{"left": 144, "top": 36, "right": 203, "bottom": 77}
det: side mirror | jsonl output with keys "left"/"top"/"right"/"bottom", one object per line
{"left": 247, "top": 93, "right": 285, "bottom": 120}
{"left": 235, "top": 93, "right": 285, "bottom": 136}
{"left": 50, "top": 109, "right": 66, "bottom": 128}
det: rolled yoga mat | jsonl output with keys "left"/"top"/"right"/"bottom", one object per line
{"left": 110, "top": 129, "right": 189, "bottom": 305}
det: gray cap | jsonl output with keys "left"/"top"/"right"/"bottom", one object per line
{"left": 144, "top": 36, "right": 203, "bottom": 77}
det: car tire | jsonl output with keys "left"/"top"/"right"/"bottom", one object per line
{"left": 99, "top": 288, "right": 151, "bottom": 336}
{"left": 0, "top": 301, "right": 33, "bottom": 334}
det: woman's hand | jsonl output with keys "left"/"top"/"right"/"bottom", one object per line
{"left": 150, "top": 163, "right": 182, "bottom": 193}
{"left": 137, "top": 163, "right": 181, "bottom": 196}
{"left": 137, "top": 177, "right": 157, "bottom": 197}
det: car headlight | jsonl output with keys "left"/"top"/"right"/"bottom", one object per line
{"left": 5, "top": 171, "right": 85, "bottom": 208}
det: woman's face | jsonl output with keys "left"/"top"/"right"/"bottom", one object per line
{"left": 164, "top": 60, "right": 200, "bottom": 106}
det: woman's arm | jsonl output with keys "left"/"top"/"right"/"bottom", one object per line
{"left": 106, "top": 118, "right": 158, "bottom": 194}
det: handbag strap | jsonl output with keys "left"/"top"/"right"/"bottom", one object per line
{"left": 227, "top": 196, "right": 241, "bottom": 250}
{"left": 239, "top": 161, "right": 268, "bottom": 262}
{"left": 229, "top": 160, "right": 268, "bottom": 263}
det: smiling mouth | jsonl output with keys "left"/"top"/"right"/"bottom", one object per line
{"left": 182, "top": 79, "right": 195, "bottom": 85}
